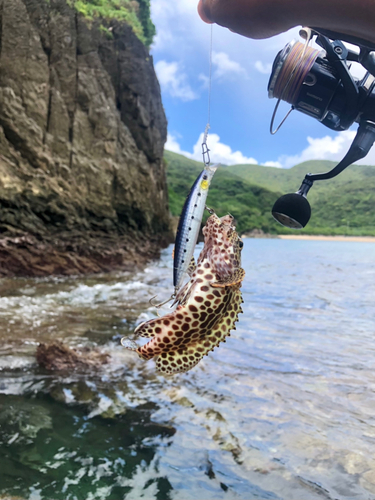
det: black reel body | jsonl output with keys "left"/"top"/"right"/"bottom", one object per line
{"left": 268, "top": 30, "right": 375, "bottom": 229}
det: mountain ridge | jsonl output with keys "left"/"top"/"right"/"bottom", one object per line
{"left": 165, "top": 150, "right": 375, "bottom": 236}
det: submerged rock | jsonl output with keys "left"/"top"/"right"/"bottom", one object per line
{"left": 0, "top": 396, "right": 52, "bottom": 443}
{"left": 36, "top": 342, "right": 109, "bottom": 372}
{"left": 49, "top": 379, "right": 131, "bottom": 419}
{"left": 0, "top": 0, "right": 172, "bottom": 277}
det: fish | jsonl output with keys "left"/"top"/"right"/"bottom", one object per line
{"left": 122, "top": 211, "right": 245, "bottom": 375}
{"left": 173, "top": 163, "right": 219, "bottom": 294}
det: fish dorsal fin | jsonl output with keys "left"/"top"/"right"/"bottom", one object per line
{"left": 172, "top": 279, "right": 194, "bottom": 307}
{"left": 187, "top": 256, "right": 196, "bottom": 276}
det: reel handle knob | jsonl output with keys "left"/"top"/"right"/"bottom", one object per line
{"left": 272, "top": 193, "right": 311, "bottom": 229}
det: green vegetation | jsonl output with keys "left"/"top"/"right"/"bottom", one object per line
{"left": 165, "top": 150, "right": 375, "bottom": 236}
{"left": 165, "top": 150, "right": 285, "bottom": 235}
{"left": 69, "top": 0, "right": 155, "bottom": 46}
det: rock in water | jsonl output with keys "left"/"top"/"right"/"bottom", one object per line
{"left": 36, "top": 342, "right": 109, "bottom": 372}
{"left": 0, "top": 0, "right": 172, "bottom": 277}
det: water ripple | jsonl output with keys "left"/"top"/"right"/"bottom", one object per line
{"left": 0, "top": 240, "right": 374, "bottom": 499}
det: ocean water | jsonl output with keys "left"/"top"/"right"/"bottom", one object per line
{"left": 0, "top": 239, "right": 374, "bottom": 500}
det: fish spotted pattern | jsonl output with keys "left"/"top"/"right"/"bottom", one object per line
{"left": 126, "top": 213, "right": 245, "bottom": 374}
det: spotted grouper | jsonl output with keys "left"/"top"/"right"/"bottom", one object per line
{"left": 123, "top": 213, "right": 245, "bottom": 375}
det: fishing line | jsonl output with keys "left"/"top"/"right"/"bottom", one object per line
{"left": 202, "top": 24, "right": 213, "bottom": 165}
{"left": 270, "top": 30, "right": 320, "bottom": 134}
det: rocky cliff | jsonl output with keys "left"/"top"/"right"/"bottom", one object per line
{"left": 0, "top": 0, "right": 172, "bottom": 277}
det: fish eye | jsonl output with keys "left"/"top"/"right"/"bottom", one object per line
{"left": 239, "top": 241, "right": 244, "bottom": 249}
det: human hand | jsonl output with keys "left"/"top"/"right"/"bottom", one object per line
{"left": 197, "top": 0, "right": 375, "bottom": 44}
{"left": 197, "top": 0, "right": 299, "bottom": 39}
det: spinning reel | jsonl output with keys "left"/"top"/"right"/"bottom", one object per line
{"left": 268, "top": 28, "right": 375, "bottom": 229}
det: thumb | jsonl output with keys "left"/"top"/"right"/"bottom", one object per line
{"left": 197, "top": 0, "right": 214, "bottom": 23}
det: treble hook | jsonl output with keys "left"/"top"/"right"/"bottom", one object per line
{"left": 149, "top": 293, "right": 176, "bottom": 309}
{"left": 205, "top": 205, "right": 215, "bottom": 215}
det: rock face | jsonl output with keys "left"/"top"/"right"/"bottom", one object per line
{"left": 0, "top": 0, "right": 172, "bottom": 277}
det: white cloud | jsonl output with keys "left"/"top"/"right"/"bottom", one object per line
{"left": 151, "top": 0, "right": 208, "bottom": 52}
{"left": 195, "top": 133, "right": 257, "bottom": 164}
{"left": 168, "top": 129, "right": 375, "bottom": 171}
{"left": 255, "top": 61, "right": 273, "bottom": 74}
{"left": 154, "top": 60, "right": 198, "bottom": 101}
{"left": 263, "top": 160, "right": 283, "bottom": 168}
{"left": 277, "top": 131, "right": 356, "bottom": 168}
{"left": 212, "top": 51, "right": 247, "bottom": 79}
{"left": 166, "top": 133, "right": 258, "bottom": 166}
{"left": 266, "top": 128, "right": 375, "bottom": 168}
{"left": 165, "top": 133, "right": 191, "bottom": 157}
{"left": 168, "top": 130, "right": 371, "bottom": 169}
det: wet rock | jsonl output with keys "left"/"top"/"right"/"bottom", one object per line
{"left": 175, "top": 397, "right": 195, "bottom": 408}
{"left": 36, "top": 341, "right": 109, "bottom": 372}
{"left": 0, "top": 0, "right": 172, "bottom": 277}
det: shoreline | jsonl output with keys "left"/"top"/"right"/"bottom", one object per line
{"left": 278, "top": 235, "right": 375, "bottom": 242}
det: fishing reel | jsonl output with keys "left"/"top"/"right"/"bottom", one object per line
{"left": 268, "top": 28, "right": 375, "bottom": 229}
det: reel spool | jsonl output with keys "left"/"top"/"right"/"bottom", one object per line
{"left": 268, "top": 39, "right": 322, "bottom": 134}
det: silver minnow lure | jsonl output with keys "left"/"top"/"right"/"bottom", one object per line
{"left": 173, "top": 163, "right": 219, "bottom": 292}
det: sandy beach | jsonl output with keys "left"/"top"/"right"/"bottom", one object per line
{"left": 279, "top": 235, "right": 375, "bottom": 242}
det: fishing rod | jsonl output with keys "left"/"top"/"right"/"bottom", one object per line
{"left": 268, "top": 27, "right": 375, "bottom": 229}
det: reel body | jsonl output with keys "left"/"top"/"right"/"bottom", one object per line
{"left": 268, "top": 30, "right": 375, "bottom": 229}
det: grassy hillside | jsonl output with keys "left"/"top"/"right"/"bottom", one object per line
{"left": 164, "top": 150, "right": 375, "bottom": 236}
{"left": 228, "top": 160, "right": 375, "bottom": 203}
{"left": 228, "top": 160, "right": 375, "bottom": 235}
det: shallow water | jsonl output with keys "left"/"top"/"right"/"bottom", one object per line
{"left": 0, "top": 239, "right": 374, "bottom": 500}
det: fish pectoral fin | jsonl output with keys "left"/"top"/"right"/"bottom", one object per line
{"left": 211, "top": 268, "right": 245, "bottom": 288}
{"left": 134, "top": 315, "right": 171, "bottom": 339}
{"left": 187, "top": 256, "right": 196, "bottom": 276}
{"left": 134, "top": 322, "right": 155, "bottom": 338}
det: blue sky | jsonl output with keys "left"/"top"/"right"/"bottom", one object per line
{"left": 150, "top": 0, "right": 375, "bottom": 168}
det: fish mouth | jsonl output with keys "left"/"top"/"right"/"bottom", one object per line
{"left": 220, "top": 214, "right": 234, "bottom": 227}
{"left": 205, "top": 213, "right": 239, "bottom": 244}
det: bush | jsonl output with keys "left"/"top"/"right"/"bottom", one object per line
{"left": 69, "top": 0, "right": 156, "bottom": 47}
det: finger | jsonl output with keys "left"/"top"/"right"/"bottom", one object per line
{"left": 197, "top": 0, "right": 214, "bottom": 23}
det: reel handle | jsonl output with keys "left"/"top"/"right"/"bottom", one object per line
{"left": 304, "top": 120, "right": 375, "bottom": 184}
{"left": 272, "top": 120, "right": 375, "bottom": 229}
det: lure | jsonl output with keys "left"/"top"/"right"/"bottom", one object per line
{"left": 173, "top": 163, "right": 219, "bottom": 292}
{"left": 150, "top": 163, "right": 219, "bottom": 307}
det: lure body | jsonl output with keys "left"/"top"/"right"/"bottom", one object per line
{"left": 122, "top": 212, "right": 245, "bottom": 375}
{"left": 173, "top": 164, "right": 218, "bottom": 292}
